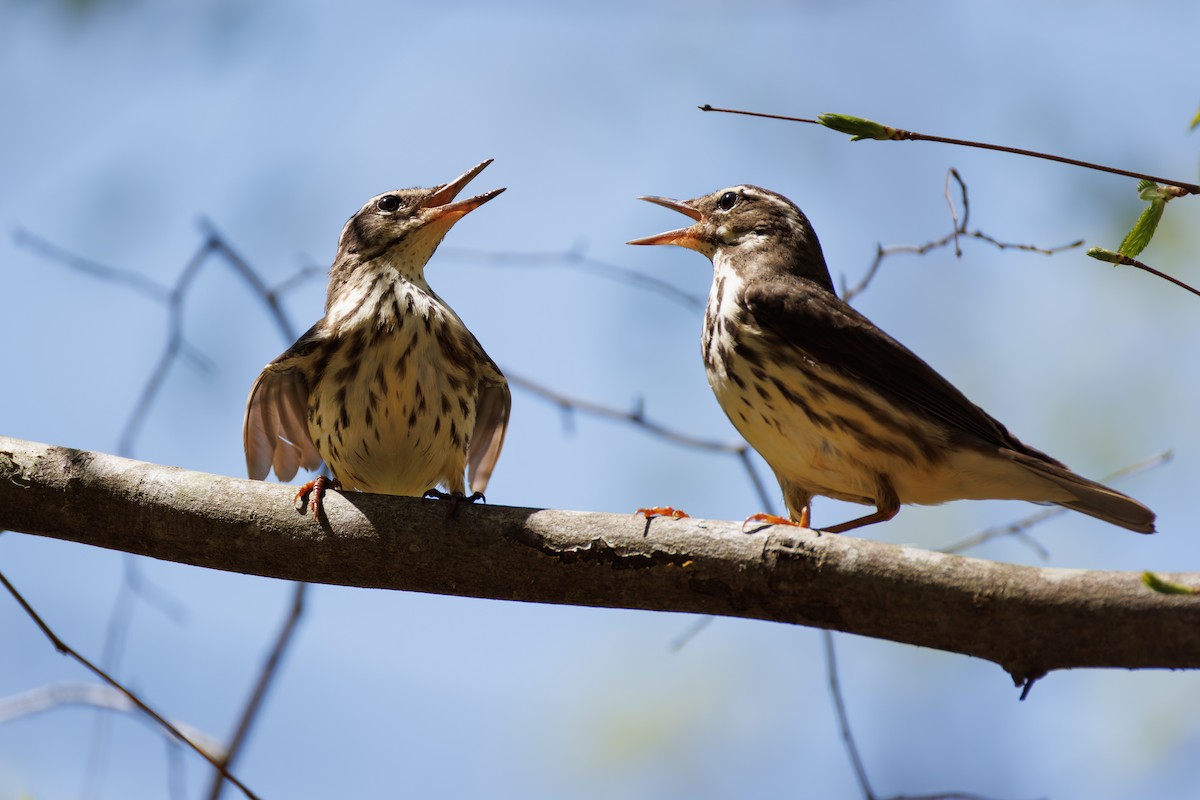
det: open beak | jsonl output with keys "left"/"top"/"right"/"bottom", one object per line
{"left": 423, "top": 159, "right": 506, "bottom": 222}
{"left": 627, "top": 196, "right": 706, "bottom": 248}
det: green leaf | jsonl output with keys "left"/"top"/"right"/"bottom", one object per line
{"left": 817, "top": 113, "right": 896, "bottom": 142}
{"left": 1086, "top": 246, "right": 1123, "bottom": 264}
{"left": 1117, "top": 198, "right": 1165, "bottom": 258}
{"left": 1142, "top": 571, "right": 1199, "bottom": 595}
{"left": 1137, "top": 180, "right": 1178, "bottom": 202}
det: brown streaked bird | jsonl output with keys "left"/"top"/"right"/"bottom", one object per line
{"left": 244, "top": 159, "right": 511, "bottom": 516}
{"left": 629, "top": 185, "right": 1155, "bottom": 534}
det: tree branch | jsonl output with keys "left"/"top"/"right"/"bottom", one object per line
{"left": 3, "top": 436, "right": 1197, "bottom": 686}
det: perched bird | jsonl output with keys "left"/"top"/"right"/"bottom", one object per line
{"left": 244, "top": 160, "right": 511, "bottom": 516}
{"left": 629, "top": 185, "right": 1155, "bottom": 534}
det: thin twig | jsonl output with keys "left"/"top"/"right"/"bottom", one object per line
{"left": 668, "top": 616, "right": 715, "bottom": 653}
{"left": 13, "top": 228, "right": 173, "bottom": 302}
{"left": 89, "top": 554, "right": 191, "bottom": 792}
{"left": 698, "top": 105, "right": 1200, "bottom": 194}
{"left": 945, "top": 168, "right": 967, "bottom": 257}
{"left": 1092, "top": 250, "right": 1200, "bottom": 298}
{"left": 824, "top": 630, "right": 876, "bottom": 800}
{"left": 200, "top": 221, "right": 311, "bottom": 798}
{"left": 20, "top": 222, "right": 313, "bottom": 793}
{"left": 841, "top": 168, "right": 1082, "bottom": 303}
{"left": 207, "top": 583, "right": 308, "bottom": 800}
{"left": 117, "top": 236, "right": 219, "bottom": 457}
{"left": 269, "top": 263, "right": 326, "bottom": 298}
{"left": 202, "top": 219, "right": 300, "bottom": 341}
{"left": 442, "top": 244, "right": 706, "bottom": 310}
{"left": 0, "top": 570, "right": 260, "bottom": 800}
{"left": 0, "top": 682, "right": 224, "bottom": 757}
{"left": 506, "top": 371, "right": 748, "bottom": 454}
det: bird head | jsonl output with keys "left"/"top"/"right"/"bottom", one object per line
{"left": 629, "top": 185, "right": 833, "bottom": 290}
{"left": 331, "top": 159, "right": 505, "bottom": 282}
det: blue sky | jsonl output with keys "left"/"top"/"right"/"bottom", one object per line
{"left": 3, "top": 1, "right": 1199, "bottom": 798}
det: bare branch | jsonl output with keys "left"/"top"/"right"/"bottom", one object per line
{"left": 0, "top": 567, "right": 259, "bottom": 800}
{"left": 0, "top": 682, "right": 224, "bottom": 759}
{"left": 507, "top": 371, "right": 778, "bottom": 510}
{"left": 1086, "top": 248, "right": 1200, "bottom": 298}
{"left": 698, "top": 105, "right": 1200, "bottom": 195}
{"left": 18, "top": 223, "right": 315, "bottom": 796}
{"left": 13, "top": 228, "right": 173, "bottom": 303}
{"left": 823, "top": 630, "right": 876, "bottom": 799}
{"left": 201, "top": 219, "right": 300, "bottom": 341}
{"left": 841, "top": 170, "right": 1084, "bottom": 304}
{"left": 3, "top": 436, "right": 1198, "bottom": 683}
{"left": 207, "top": 583, "right": 307, "bottom": 800}
{"left": 506, "top": 371, "right": 744, "bottom": 454}
{"left": 442, "top": 244, "right": 706, "bottom": 310}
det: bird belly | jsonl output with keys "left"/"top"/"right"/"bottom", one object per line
{"left": 307, "top": 314, "right": 477, "bottom": 497}
{"left": 707, "top": 354, "right": 959, "bottom": 507}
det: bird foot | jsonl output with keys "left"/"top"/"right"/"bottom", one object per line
{"left": 635, "top": 506, "right": 691, "bottom": 520}
{"left": 423, "top": 489, "right": 486, "bottom": 519}
{"left": 294, "top": 476, "right": 341, "bottom": 520}
{"left": 742, "top": 512, "right": 797, "bottom": 532}
{"left": 742, "top": 507, "right": 812, "bottom": 532}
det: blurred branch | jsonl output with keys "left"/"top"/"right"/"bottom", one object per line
{"left": 507, "top": 372, "right": 742, "bottom": 453}
{"left": 207, "top": 582, "right": 308, "bottom": 800}
{"left": 699, "top": 105, "right": 1200, "bottom": 195}
{"left": 823, "top": 630, "right": 875, "bottom": 799}
{"left": 506, "top": 370, "right": 776, "bottom": 512}
{"left": 842, "top": 168, "right": 1084, "bottom": 303}
{"left": 0, "top": 681, "right": 224, "bottom": 758}
{"left": 15, "top": 222, "right": 312, "bottom": 797}
{"left": 821, "top": 631, "right": 1015, "bottom": 800}
{"left": 0, "top": 568, "right": 259, "bottom": 800}
{"left": 443, "top": 244, "right": 706, "bottom": 310}
{"left": 4, "top": 436, "right": 1199, "bottom": 684}
{"left": 13, "top": 228, "right": 173, "bottom": 302}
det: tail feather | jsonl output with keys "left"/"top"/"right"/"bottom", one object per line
{"left": 1006, "top": 450, "right": 1156, "bottom": 534}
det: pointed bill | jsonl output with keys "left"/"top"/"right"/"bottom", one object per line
{"left": 424, "top": 159, "right": 506, "bottom": 222}
{"left": 627, "top": 195, "right": 705, "bottom": 247}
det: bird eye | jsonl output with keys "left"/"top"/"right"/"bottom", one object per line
{"left": 376, "top": 195, "right": 401, "bottom": 213}
{"left": 717, "top": 191, "right": 739, "bottom": 211}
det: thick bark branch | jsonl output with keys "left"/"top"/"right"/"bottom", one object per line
{"left": 2, "top": 436, "right": 1197, "bottom": 684}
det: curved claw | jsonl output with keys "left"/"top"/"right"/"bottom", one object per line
{"left": 294, "top": 476, "right": 340, "bottom": 520}
{"left": 741, "top": 512, "right": 801, "bottom": 533}
{"left": 424, "top": 489, "right": 486, "bottom": 503}
{"left": 739, "top": 510, "right": 816, "bottom": 534}
{"left": 424, "top": 488, "right": 486, "bottom": 519}
{"left": 635, "top": 506, "right": 691, "bottom": 520}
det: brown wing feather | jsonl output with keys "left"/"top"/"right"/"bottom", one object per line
{"left": 243, "top": 364, "right": 323, "bottom": 481}
{"left": 467, "top": 372, "right": 511, "bottom": 495}
{"left": 742, "top": 277, "right": 1059, "bottom": 463}
{"left": 243, "top": 332, "right": 324, "bottom": 482}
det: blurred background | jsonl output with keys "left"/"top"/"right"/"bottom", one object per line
{"left": 3, "top": 1, "right": 1199, "bottom": 797}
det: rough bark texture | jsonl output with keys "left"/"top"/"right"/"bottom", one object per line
{"left": 2, "top": 435, "right": 1197, "bottom": 684}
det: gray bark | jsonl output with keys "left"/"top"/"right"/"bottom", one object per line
{"left": 2, "top": 435, "right": 1197, "bottom": 685}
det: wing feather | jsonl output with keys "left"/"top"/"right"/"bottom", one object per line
{"left": 742, "top": 277, "right": 1054, "bottom": 461}
{"left": 467, "top": 373, "right": 511, "bottom": 495}
{"left": 243, "top": 362, "right": 323, "bottom": 481}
